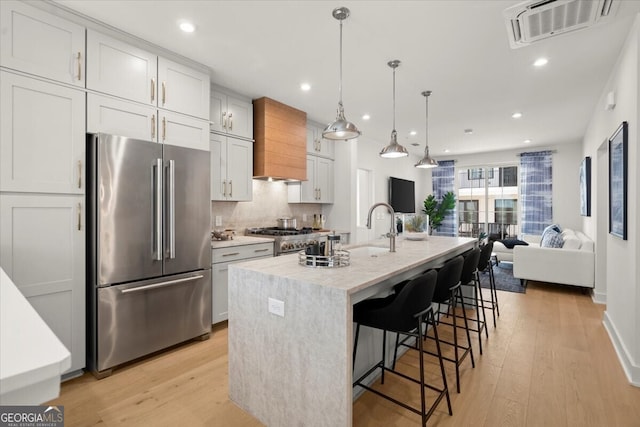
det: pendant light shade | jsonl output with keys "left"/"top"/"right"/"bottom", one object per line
{"left": 415, "top": 90, "right": 439, "bottom": 168}
{"left": 380, "top": 60, "right": 408, "bottom": 158}
{"left": 323, "top": 7, "right": 361, "bottom": 141}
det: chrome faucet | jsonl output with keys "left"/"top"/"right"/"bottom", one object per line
{"left": 366, "top": 202, "right": 397, "bottom": 252}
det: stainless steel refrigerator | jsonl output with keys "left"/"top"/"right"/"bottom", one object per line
{"left": 86, "top": 133, "right": 211, "bottom": 377}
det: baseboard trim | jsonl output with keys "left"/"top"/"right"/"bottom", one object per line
{"left": 603, "top": 311, "right": 640, "bottom": 387}
{"left": 592, "top": 290, "right": 606, "bottom": 305}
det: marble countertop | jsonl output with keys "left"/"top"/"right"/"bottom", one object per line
{"left": 211, "top": 235, "right": 274, "bottom": 249}
{"left": 0, "top": 268, "right": 71, "bottom": 405}
{"left": 232, "top": 235, "right": 476, "bottom": 295}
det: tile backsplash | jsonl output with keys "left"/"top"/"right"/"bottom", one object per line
{"left": 211, "top": 180, "right": 322, "bottom": 232}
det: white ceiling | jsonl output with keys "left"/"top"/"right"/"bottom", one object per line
{"left": 57, "top": 0, "right": 640, "bottom": 158}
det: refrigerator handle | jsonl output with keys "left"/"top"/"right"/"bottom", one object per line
{"left": 168, "top": 159, "right": 176, "bottom": 259}
{"left": 155, "top": 158, "right": 163, "bottom": 261}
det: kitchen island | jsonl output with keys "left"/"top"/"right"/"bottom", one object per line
{"left": 228, "top": 236, "right": 475, "bottom": 426}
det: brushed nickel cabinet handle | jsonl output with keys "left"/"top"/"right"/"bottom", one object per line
{"left": 318, "top": 188, "right": 321, "bottom": 200}
{"left": 228, "top": 113, "right": 233, "bottom": 131}
{"left": 77, "top": 52, "right": 82, "bottom": 81}
{"left": 151, "top": 114, "right": 156, "bottom": 139}
{"left": 151, "top": 78, "right": 156, "bottom": 102}
{"left": 222, "top": 112, "right": 227, "bottom": 129}
{"left": 222, "top": 252, "right": 240, "bottom": 257}
{"left": 254, "top": 248, "right": 269, "bottom": 253}
{"left": 162, "top": 81, "right": 166, "bottom": 105}
{"left": 162, "top": 116, "right": 166, "bottom": 141}
{"left": 77, "top": 160, "right": 82, "bottom": 189}
{"left": 222, "top": 180, "right": 226, "bottom": 197}
{"left": 229, "top": 180, "right": 233, "bottom": 197}
{"left": 77, "top": 203, "right": 82, "bottom": 230}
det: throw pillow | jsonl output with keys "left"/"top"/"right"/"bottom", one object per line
{"left": 499, "top": 239, "right": 529, "bottom": 249}
{"left": 541, "top": 229, "right": 564, "bottom": 248}
{"left": 540, "top": 224, "right": 562, "bottom": 246}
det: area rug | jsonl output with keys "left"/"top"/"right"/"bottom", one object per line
{"left": 480, "top": 263, "right": 526, "bottom": 294}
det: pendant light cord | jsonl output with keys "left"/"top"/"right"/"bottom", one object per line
{"left": 424, "top": 93, "right": 429, "bottom": 155}
{"left": 338, "top": 18, "right": 343, "bottom": 107}
{"left": 392, "top": 66, "right": 396, "bottom": 131}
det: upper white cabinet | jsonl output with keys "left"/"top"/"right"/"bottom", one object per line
{"left": 306, "top": 121, "right": 334, "bottom": 159}
{"left": 160, "top": 111, "right": 210, "bottom": 151}
{"left": 0, "top": 1, "right": 85, "bottom": 86}
{"left": 87, "top": 93, "right": 157, "bottom": 141}
{"left": 210, "top": 88, "right": 253, "bottom": 139}
{"left": 86, "top": 30, "right": 156, "bottom": 106}
{"left": 288, "top": 155, "right": 334, "bottom": 204}
{"left": 0, "top": 71, "right": 86, "bottom": 194}
{"left": 158, "top": 58, "right": 210, "bottom": 120}
{"left": 87, "top": 30, "right": 210, "bottom": 120}
{"left": 210, "top": 133, "right": 253, "bottom": 201}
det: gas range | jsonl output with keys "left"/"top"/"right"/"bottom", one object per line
{"left": 246, "top": 228, "right": 328, "bottom": 256}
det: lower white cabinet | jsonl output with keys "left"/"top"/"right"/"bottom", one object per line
{"left": 288, "top": 155, "right": 334, "bottom": 203}
{"left": 0, "top": 193, "right": 85, "bottom": 374}
{"left": 211, "top": 242, "right": 273, "bottom": 324}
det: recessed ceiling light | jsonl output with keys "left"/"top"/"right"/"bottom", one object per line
{"left": 300, "top": 83, "right": 311, "bottom": 91}
{"left": 409, "top": 130, "right": 417, "bottom": 136}
{"left": 444, "top": 149, "right": 451, "bottom": 153}
{"left": 464, "top": 128, "right": 473, "bottom": 135}
{"left": 511, "top": 112, "right": 523, "bottom": 119}
{"left": 523, "top": 139, "right": 531, "bottom": 144}
{"left": 534, "top": 57, "right": 548, "bottom": 67}
{"left": 179, "top": 21, "right": 195, "bottom": 33}
{"left": 362, "top": 114, "right": 370, "bottom": 120}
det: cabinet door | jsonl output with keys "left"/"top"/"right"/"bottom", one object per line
{"left": 300, "top": 156, "right": 317, "bottom": 203}
{"left": 209, "top": 90, "right": 226, "bottom": 134}
{"left": 316, "top": 136, "right": 335, "bottom": 159}
{"left": 226, "top": 138, "right": 253, "bottom": 201}
{"left": 160, "top": 112, "right": 210, "bottom": 151}
{"left": 86, "top": 30, "right": 156, "bottom": 106}
{"left": 210, "top": 133, "right": 227, "bottom": 201}
{"left": 87, "top": 93, "right": 157, "bottom": 142}
{"left": 158, "top": 57, "right": 210, "bottom": 120}
{"left": 316, "top": 158, "right": 334, "bottom": 203}
{"left": 212, "top": 261, "right": 230, "bottom": 324}
{"left": 0, "top": 1, "right": 85, "bottom": 86}
{"left": 0, "top": 72, "right": 85, "bottom": 194}
{"left": 306, "top": 125, "right": 318, "bottom": 154}
{"left": 0, "top": 194, "right": 85, "bottom": 373}
{"left": 226, "top": 95, "right": 253, "bottom": 139}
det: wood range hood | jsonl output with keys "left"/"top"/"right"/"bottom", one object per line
{"left": 253, "top": 97, "right": 307, "bottom": 181}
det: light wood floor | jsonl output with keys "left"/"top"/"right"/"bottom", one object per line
{"left": 49, "top": 282, "right": 640, "bottom": 426}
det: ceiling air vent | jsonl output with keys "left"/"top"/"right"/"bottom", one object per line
{"left": 504, "top": 0, "right": 618, "bottom": 49}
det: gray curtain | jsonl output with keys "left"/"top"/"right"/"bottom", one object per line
{"left": 431, "top": 160, "right": 457, "bottom": 236}
{"left": 520, "top": 151, "right": 553, "bottom": 235}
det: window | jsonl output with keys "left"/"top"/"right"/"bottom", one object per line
{"left": 458, "top": 200, "right": 479, "bottom": 237}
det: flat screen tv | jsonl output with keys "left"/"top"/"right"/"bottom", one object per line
{"left": 389, "top": 177, "right": 416, "bottom": 213}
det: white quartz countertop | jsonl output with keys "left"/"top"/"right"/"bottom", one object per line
{"left": 232, "top": 235, "right": 476, "bottom": 295}
{"left": 211, "top": 235, "right": 274, "bottom": 249}
{"left": 0, "top": 268, "right": 71, "bottom": 405}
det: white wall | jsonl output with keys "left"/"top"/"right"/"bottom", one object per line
{"left": 581, "top": 14, "right": 639, "bottom": 386}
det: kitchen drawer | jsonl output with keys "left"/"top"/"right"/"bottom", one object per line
{"left": 211, "top": 242, "right": 273, "bottom": 264}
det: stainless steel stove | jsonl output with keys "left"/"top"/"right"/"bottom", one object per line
{"left": 246, "top": 227, "right": 328, "bottom": 256}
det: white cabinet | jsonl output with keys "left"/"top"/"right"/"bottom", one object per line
{"left": 1, "top": 71, "right": 85, "bottom": 194}
{"left": 159, "top": 111, "right": 210, "bottom": 151}
{"left": 86, "top": 30, "right": 156, "bottom": 106}
{"left": 0, "top": 1, "right": 85, "bottom": 86}
{"left": 211, "top": 242, "right": 273, "bottom": 324}
{"left": 88, "top": 93, "right": 157, "bottom": 141}
{"left": 158, "top": 58, "right": 210, "bottom": 120}
{"left": 288, "top": 155, "right": 334, "bottom": 204}
{"left": 210, "top": 88, "right": 253, "bottom": 139}
{"left": 87, "top": 30, "right": 210, "bottom": 120}
{"left": 0, "top": 194, "right": 85, "bottom": 374}
{"left": 306, "top": 121, "right": 334, "bottom": 159}
{"left": 210, "top": 133, "right": 253, "bottom": 201}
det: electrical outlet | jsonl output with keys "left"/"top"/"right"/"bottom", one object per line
{"left": 268, "top": 297, "right": 285, "bottom": 317}
{"left": 215, "top": 215, "right": 222, "bottom": 227}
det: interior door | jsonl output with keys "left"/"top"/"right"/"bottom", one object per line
{"left": 96, "top": 134, "right": 163, "bottom": 286}
{"left": 163, "top": 144, "right": 210, "bottom": 275}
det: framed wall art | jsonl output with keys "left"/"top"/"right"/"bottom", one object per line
{"left": 608, "top": 121, "right": 628, "bottom": 240}
{"left": 580, "top": 156, "right": 591, "bottom": 216}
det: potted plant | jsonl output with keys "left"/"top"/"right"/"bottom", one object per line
{"left": 422, "top": 191, "right": 456, "bottom": 234}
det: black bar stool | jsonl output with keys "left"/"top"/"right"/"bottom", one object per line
{"left": 353, "top": 270, "right": 452, "bottom": 426}
{"left": 478, "top": 241, "right": 500, "bottom": 327}
{"left": 428, "top": 255, "right": 475, "bottom": 393}
{"left": 459, "top": 247, "right": 488, "bottom": 355}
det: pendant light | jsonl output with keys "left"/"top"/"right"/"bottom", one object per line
{"left": 323, "top": 7, "right": 361, "bottom": 141}
{"left": 380, "top": 60, "right": 409, "bottom": 158}
{"left": 415, "top": 90, "right": 439, "bottom": 168}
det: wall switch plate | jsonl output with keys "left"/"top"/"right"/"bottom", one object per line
{"left": 215, "top": 215, "right": 222, "bottom": 226}
{"left": 268, "top": 297, "right": 285, "bottom": 317}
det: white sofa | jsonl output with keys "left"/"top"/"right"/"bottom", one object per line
{"left": 513, "top": 229, "right": 595, "bottom": 288}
